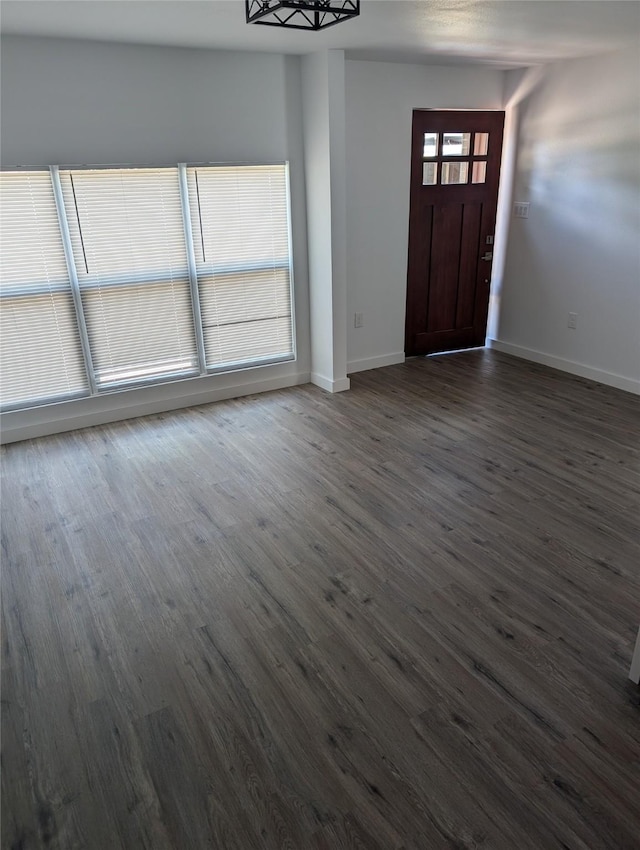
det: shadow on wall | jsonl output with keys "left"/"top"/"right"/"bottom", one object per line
{"left": 486, "top": 67, "right": 546, "bottom": 340}
{"left": 492, "top": 44, "right": 640, "bottom": 385}
{"left": 515, "top": 67, "right": 639, "bottom": 244}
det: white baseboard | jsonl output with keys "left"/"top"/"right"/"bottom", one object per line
{"left": 310, "top": 373, "right": 351, "bottom": 393}
{"left": 347, "top": 352, "right": 405, "bottom": 374}
{"left": 487, "top": 339, "right": 640, "bottom": 395}
{"left": 0, "top": 371, "right": 311, "bottom": 444}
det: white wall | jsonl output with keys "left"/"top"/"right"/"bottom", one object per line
{"left": 0, "top": 36, "right": 312, "bottom": 441}
{"left": 344, "top": 60, "right": 505, "bottom": 373}
{"left": 302, "top": 50, "right": 349, "bottom": 392}
{"left": 0, "top": 36, "right": 290, "bottom": 166}
{"left": 493, "top": 44, "right": 640, "bottom": 393}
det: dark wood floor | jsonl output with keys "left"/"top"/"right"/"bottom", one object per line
{"left": 2, "top": 350, "right": 639, "bottom": 850}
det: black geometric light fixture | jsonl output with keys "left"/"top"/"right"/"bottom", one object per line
{"left": 246, "top": 0, "right": 360, "bottom": 31}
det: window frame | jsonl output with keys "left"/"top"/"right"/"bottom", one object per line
{"left": 0, "top": 161, "right": 296, "bottom": 413}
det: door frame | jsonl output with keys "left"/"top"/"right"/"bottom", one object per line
{"left": 404, "top": 109, "right": 506, "bottom": 357}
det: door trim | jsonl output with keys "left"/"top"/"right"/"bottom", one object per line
{"left": 405, "top": 110, "right": 505, "bottom": 357}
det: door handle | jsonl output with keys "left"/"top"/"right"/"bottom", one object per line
{"left": 481, "top": 251, "right": 493, "bottom": 261}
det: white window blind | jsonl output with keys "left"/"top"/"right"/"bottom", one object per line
{"left": 186, "top": 165, "right": 293, "bottom": 369}
{"left": 0, "top": 171, "right": 89, "bottom": 409}
{"left": 1, "top": 162, "right": 296, "bottom": 413}
{"left": 60, "top": 168, "right": 198, "bottom": 387}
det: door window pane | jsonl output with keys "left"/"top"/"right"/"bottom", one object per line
{"left": 442, "top": 133, "right": 470, "bottom": 156}
{"left": 474, "top": 133, "right": 489, "bottom": 155}
{"left": 422, "top": 162, "right": 437, "bottom": 185}
{"left": 473, "top": 133, "right": 489, "bottom": 156}
{"left": 441, "top": 162, "right": 469, "bottom": 185}
{"left": 472, "top": 161, "right": 487, "bottom": 184}
{"left": 423, "top": 133, "right": 438, "bottom": 158}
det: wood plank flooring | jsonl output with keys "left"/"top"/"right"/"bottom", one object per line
{"left": 1, "top": 350, "right": 639, "bottom": 850}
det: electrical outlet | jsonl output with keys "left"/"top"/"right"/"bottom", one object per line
{"left": 354, "top": 312, "right": 364, "bottom": 328}
{"left": 514, "top": 202, "right": 530, "bottom": 219}
{"left": 568, "top": 312, "right": 578, "bottom": 329}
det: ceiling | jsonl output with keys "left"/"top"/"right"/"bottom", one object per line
{"left": 1, "top": 1, "right": 639, "bottom": 70}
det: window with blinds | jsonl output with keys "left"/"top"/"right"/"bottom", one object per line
{"left": 187, "top": 166, "right": 293, "bottom": 369}
{"left": 0, "top": 163, "right": 294, "bottom": 412}
{"left": 0, "top": 171, "right": 89, "bottom": 409}
{"left": 60, "top": 167, "right": 199, "bottom": 387}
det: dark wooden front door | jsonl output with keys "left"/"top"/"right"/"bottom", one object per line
{"left": 405, "top": 110, "right": 504, "bottom": 356}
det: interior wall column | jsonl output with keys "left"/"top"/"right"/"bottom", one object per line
{"left": 301, "top": 49, "right": 350, "bottom": 392}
